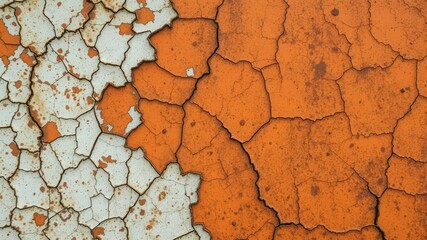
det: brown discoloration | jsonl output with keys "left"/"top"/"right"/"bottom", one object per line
{"left": 93, "top": 227, "right": 105, "bottom": 237}
{"left": 158, "top": 191, "right": 166, "bottom": 201}
{"left": 9, "top": 143, "right": 19, "bottom": 157}
{"left": 98, "top": 160, "right": 108, "bottom": 169}
{"left": 102, "top": 155, "right": 117, "bottom": 164}
{"left": 14, "top": 80, "right": 22, "bottom": 88}
{"left": 81, "top": 0, "right": 94, "bottom": 20}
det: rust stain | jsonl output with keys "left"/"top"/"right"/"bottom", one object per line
{"left": 33, "top": 213, "right": 47, "bottom": 227}
{"left": 135, "top": 8, "right": 154, "bottom": 24}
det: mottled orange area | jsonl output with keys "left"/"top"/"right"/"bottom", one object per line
{"left": 171, "top": 0, "right": 222, "bottom": 19}
{"left": 244, "top": 114, "right": 385, "bottom": 229}
{"left": 378, "top": 190, "right": 427, "bottom": 240}
{"left": 150, "top": 19, "right": 217, "bottom": 78}
{"left": 96, "top": 84, "right": 140, "bottom": 136}
{"left": 41, "top": 121, "right": 61, "bottom": 143}
{"left": 5, "top": 0, "right": 426, "bottom": 238}
{"left": 216, "top": 0, "right": 287, "bottom": 69}
{"left": 370, "top": 0, "right": 427, "bottom": 59}
{"left": 334, "top": 134, "right": 392, "bottom": 196}
{"left": 133, "top": 62, "right": 196, "bottom": 105}
{"left": 177, "top": 103, "right": 278, "bottom": 239}
{"left": 419, "top": 58, "right": 427, "bottom": 97}
{"left": 387, "top": 155, "right": 427, "bottom": 194}
{"left": 192, "top": 54, "right": 270, "bottom": 142}
{"left": 135, "top": 7, "right": 154, "bottom": 24}
{"left": 269, "top": 0, "right": 351, "bottom": 120}
{"left": 393, "top": 97, "right": 427, "bottom": 162}
{"left": 127, "top": 99, "right": 183, "bottom": 172}
{"left": 275, "top": 225, "right": 382, "bottom": 240}
{"left": 338, "top": 58, "right": 417, "bottom": 135}
{"left": 299, "top": 174, "right": 376, "bottom": 231}
{"left": 322, "top": 0, "right": 398, "bottom": 70}
{"left": 33, "top": 213, "right": 47, "bottom": 226}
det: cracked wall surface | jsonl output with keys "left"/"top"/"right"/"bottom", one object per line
{"left": 0, "top": 0, "right": 426, "bottom": 239}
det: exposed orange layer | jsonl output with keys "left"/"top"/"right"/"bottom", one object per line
{"left": 41, "top": 121, "right": 61, "bottom": 143}
{"left": 133, "top": 62, "right": 196, "bottom": 105}
{"left": 127, "top": 99, "right": 184, "bottom": 173}
{"left": 150, "top": 18, "right": 217, "bottom": 78}
{"left": 4, "top": 0, "right": 426, "bottom": 239}
{"left": 96, "top": 84, "right": 140, "bottom": 136}
{"left": 216, "top": 0, "right": 287, "bottom": 68}
{"left": 177, "top": 103, "right": 278, "bottom": 239}
{"left": 192, "top": 54, "right": 270, "bottom": 142}
{"left": 171, "top": 0, "right": 222, "bottom": 19}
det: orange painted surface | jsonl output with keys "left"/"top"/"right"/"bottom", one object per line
{"left": 177, "top": 103, "right": 278, "bottom": 239}
{"left": 216, "top": 0, "right": 287, "bottom": 69}
{"left": 191, "top": 54, "right": 271, "bottom": 142}
{"left": 133, "top": 62, "right": 196, "bottom": 105}
{"left": 150, "top": 18, "right": 217, "bottom": 78}
{"left": 96, "top": 83, "right": 140, "bottom": 136}
{"left": 275, "top": 225, "right": 382, "bottom": 240}
{"left": 127, "top": 99, "right": 184, "bottom": 172}
{"left": 171, "top": 0, "right": 222, "bottom": 19}
{"left": 5, "top": 0, "right": 427, "bottom": 239}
